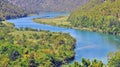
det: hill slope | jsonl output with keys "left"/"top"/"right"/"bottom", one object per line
{"left": 0, "top": 0, "right": 27, "bottom": 21}
{"left": 8, "top": 0, "right": 90, "bottom": 13}
{"left": 68, "top": 0, "right": 120, "bottom": 35}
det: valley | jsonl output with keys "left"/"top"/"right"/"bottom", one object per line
{"left": 0, "top": 0, "right": 120, "bottom": 67}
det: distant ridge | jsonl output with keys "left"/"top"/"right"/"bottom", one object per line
{"left": 8, "top": 0, "right": 90, "bottom": 13}
{"left": 0, "top": 0, "right": 27, "bottom": 21}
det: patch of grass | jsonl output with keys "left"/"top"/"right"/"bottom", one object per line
{"left": 33, "top": 16, "right": 72, "bottom": 28}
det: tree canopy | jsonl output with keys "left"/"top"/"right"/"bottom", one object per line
{"left": 68, "top": 0, "right": 120, "bottom": 35}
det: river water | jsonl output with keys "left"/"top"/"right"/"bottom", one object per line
{"left": 7, "top": 12, "right": 120, "bottom": 64}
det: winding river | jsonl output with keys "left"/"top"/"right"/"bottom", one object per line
{"left": 7, "top": 12, "right": 120, "bottom": 64}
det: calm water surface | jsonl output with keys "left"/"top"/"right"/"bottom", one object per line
{"left": 7, "top": 12, "right": 120, "bottom": 64}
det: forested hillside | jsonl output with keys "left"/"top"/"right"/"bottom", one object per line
{"left": 0, "top": 0, "right": 27, "bottom": 21}
{"left": 0, "top": 22, "right": 76, "bottom": 67}
{"left": 8, "top": 0, "right": 90, "bottom": 13}
{"left": 68, "top": 0, "right": 120, "bottom": 35}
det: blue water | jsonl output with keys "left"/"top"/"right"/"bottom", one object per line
{"left": 7, "top": 12, "right": 120, "bottom": 64}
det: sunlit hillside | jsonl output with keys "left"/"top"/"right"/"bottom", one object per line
{"left": 68, "top": 0, "right": 120, "bottom": 35}
{"left": 0, "top": 0, "right": 27, "bottom": 21}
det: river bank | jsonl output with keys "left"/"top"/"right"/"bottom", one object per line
{"left": 33, "top": 16, "right": 120, "bottom": 36}
{"left": 7, "top": 12, "right": 119, "bottom": 65}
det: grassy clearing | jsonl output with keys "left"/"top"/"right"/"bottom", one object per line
{"left": 33, "top": 16, "right": 72, "bottom": 28}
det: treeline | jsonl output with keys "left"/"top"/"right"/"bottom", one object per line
{"left": 0, "top": 0, "right": 27, "bottom": 21}
{"left": 68, "top": 0, "right": 120, "bottom": 36}
{"left": 68, "top": 58, "right": 105, "bottom": 67}
{"left": 64, "top": 51, "right": 120, "bottom": 67}
{"left": 0, "top": 22, "right": 76, "bottom": 67}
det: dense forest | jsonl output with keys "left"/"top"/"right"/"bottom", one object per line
{"left": 68, "top": 0, "right": 120, "bottom": 36}
{"left": 8, "top": 0, "right": 90, "bottom": 13}
{"left": 0, "top": 22, "right": 76, "bottom": 67}
{"left": 0, "top": 0, "right": 27, "bottom": 21}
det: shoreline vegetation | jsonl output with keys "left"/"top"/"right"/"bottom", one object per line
{"left": 33, "top": 16, "right": 120, "bottom": 36}
{"left": 33, "top": 0, "right": 120, "bottom": 36}
{"left": 33, "top": 16, "right": 72, "bottom": 28}
{"left": 65, "top": 51, "right": 120, "bottom": 67}
{"left": 0, "top": 21, "right": 76, "bottom": 67}
{"left": 0, "top": 18, "right": 119, "bottom": 67}
{"left": 68, "top": 0, "right": 120, "bottom": 36}
{"left": 33, "top": 16, "right": 120, "bottom": 67}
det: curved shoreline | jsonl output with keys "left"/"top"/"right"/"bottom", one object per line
{"left": 7, "top": 12, "right": 119, "bottom": 65}
{"left": 33, "top": 16, "right": 120, "bottom": 36}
